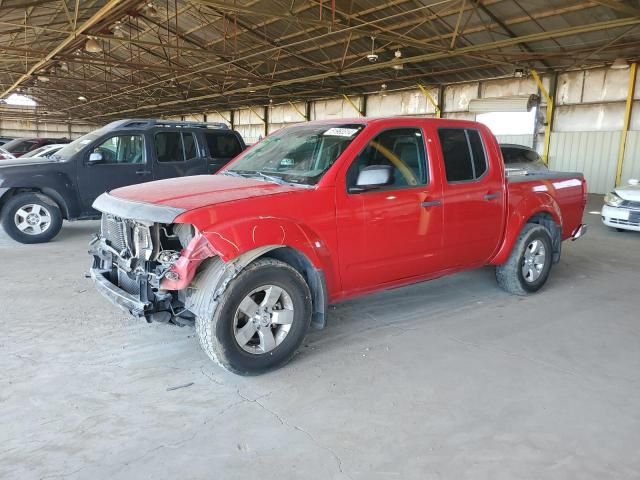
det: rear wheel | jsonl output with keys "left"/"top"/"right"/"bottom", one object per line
{"left": 1, "top": 192, "right": 63, "bottom": 244}
{"left": 496, "top": 224, "right": 553, "bottom": 295}
{"left": 196, "top": 258, "right": 312, "bottom": 375}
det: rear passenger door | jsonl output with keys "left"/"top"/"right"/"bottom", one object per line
{"left": 437, "top": 127, "right": 505, "bottom": 268}
{"left": 153, "top": 130, "right": 207, "bottom": 180}
{"left": 203, "top": 131, "right": 244, "bottom": 173}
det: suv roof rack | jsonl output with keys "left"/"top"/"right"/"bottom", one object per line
{"left": 120, "top": 119, "right": 229, "bottom": 130}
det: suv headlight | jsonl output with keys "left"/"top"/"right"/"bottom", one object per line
{"left": 604, "top": 191, "right": 624, "bottom": 207}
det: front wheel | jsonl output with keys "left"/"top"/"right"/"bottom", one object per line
{"left": 1, "top": 192, "right": 63, "bottom": 244}
{"left": 496, "top": 223, "right": 553, "bottom": 295}
{"left": 196, "top": 258, "right": 312, "bottom": 375}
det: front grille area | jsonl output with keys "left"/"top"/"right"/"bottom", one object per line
{"left": 101, "top": 214, "right": 128, "bottom": 252}
{"left": 620, "top": 200, "right": 640, "bottom": 210}
{"left": 609, "top": 218, "right": 640, "bottom": 227}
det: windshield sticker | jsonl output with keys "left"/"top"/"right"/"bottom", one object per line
{"left": 323, "top": 127, "right": 359, "bottom": 137}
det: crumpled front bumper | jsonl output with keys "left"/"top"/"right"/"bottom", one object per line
{"left": 90, "top": 267, "right": 149, "bottom": 317}
{"left": 88, "top": 234, "right": 150, "bottom": 318}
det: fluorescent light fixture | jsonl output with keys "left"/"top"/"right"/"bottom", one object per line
{"left": 78, "top": 95, "right": 88, "bottom": 101}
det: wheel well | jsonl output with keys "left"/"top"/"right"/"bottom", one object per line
{"left": 0, "top": 188, "right": 68, "bottom": 219}
{"left": 261, "top": 247, "right": 328, "bottom": 329}
{"left": 526, "top": 212, "right": 561, "bottom": 263}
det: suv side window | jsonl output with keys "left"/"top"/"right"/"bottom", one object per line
{"left": 155, "top": 132, "right": 183, "bottom": 163}
{"left": 438, "top": 128, "right": 487, "bottom": 182}
{"left": 183, "top": 132, "right": 198, "bottom": 160}
{"left": 93, "top": 135, "right": 144, "bottom": 164}
{"left": 346, "top": 128, "right": 428, "bottom": 190}
{"left": 205, "top": 132, "right": 242, "bottom": 158}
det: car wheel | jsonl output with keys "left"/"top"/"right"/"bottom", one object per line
{"left": 496, "top": 223, "right": 553, "bottom": 296}
{"left": 1, "top": 192, "right": 63, "bottom": 244}
{"left": 196, "top": 258, "right": 312, "bottom": 375}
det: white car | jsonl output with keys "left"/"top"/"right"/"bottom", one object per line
{"left": 602, "top": 179, "right": 640, "bottom": 232}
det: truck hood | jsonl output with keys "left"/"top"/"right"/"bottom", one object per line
{"left": 109, "top": 174, "right": 306, "bottom": 211}
{"left": 615, "top": 184, "right": 640, "bottom": 202}
{"left": 0, "top": 157, "right": 58, "bottom": 168}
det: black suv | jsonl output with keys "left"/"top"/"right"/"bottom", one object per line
{"left": 0, "top": 119, "right": 245, "bottom": 243}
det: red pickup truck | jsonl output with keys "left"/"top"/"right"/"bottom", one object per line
{"left": 89, "top": 117, "right": 587, "bottom": 375}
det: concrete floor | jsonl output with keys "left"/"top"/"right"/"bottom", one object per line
{"left": 1, "top": 194, "right": 639, "bottom": 479}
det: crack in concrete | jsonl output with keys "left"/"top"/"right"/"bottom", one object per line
{"left": 199, "top": 367, "right": 351, "bottom": 478}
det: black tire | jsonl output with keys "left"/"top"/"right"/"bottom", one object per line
{"left": 496, "top": 223, "right": 553, "bottom": 295}
{"left": 1, "top": 192, "right": 63, "bottom": 244}
{"left": 615, "top": 228, "right": 626, "bottom": 233}
{"left": 196, "top": 258, "right": 312, "bottom": 375}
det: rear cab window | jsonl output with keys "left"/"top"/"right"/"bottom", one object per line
{"left": 438, "top": 128, "right": 487, "bottom": 182}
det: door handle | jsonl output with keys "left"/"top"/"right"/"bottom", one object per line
{"left": 484, "top": 193, "right": 499, "bottom": 201}
{"left": 421, "top": 200, "right": 442, "bottom": 208}
{"left": 136, "top": 170, "right": 151, "bottom": 175}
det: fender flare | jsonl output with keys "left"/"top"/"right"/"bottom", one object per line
{"left": 180, "top": 215, "right": 333, "bottom": 329}
{"left": 491, "top": 191, "right": 563, "bottom": 265}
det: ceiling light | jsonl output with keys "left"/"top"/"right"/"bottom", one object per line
{"left": 611, "top": 57, "right": 629, "bottom": 70}
{"left": 111, "top": 21, "right": 126, "bottom": 38}
{"left": 392, "top": 63, "right": 404, "bottom": 71}
{"left": 145, "top": 2, "right": 158, "bottom": 17}
{"left": 78, "top": 96, "right": 87, "bottom": 101}
{"left": 394, "top": 49, "right": 402, "bottom": 59}
{"left": 84, "top": 37, "right": 102, "bottom": 53}
{"left": 37, "top": 75, "right": 49, "bottom": 82}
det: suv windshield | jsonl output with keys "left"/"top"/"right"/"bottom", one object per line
{"left": 52, "top": 127, "right": 109, "bottom": 161}
{"left": 225, "top": 123, "right": 364, "bottom": 185}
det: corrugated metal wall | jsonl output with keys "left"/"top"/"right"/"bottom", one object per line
{"left": 548, "top": 131, "right": 621, "bottom": 194}
{"left": 622, "top": 130, "right": 640, "bottom": 184}
{"left": 0, "top": 117, "right": 94, "bottom": 139}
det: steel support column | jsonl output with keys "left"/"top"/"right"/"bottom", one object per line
{"left": 616, "top": 62, "right": 638, "bottom": 186}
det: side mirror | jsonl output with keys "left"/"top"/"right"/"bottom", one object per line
{"left": 349, "top": 165, "right": 393, "bottom": 193}
{"left": 88, "top": 151, "right": 103, "bottom": 164}
{"left": 628, "top": 178, "right": 639, "bottom": 186}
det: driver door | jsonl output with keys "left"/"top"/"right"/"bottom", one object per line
{"left": 335, "top": 126, "right": 444, "bottom": 294}
{"left": 77, "top": 133, "right": 152, "bottom": 213}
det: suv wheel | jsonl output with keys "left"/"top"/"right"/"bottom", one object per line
{"left": 196, "top": 258, "right": 312, "bottom": 375}
{"left": 1, "top": 192, "right": 63, "bottom": 244}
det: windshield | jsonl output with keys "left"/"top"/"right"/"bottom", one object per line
{"left": 52, "top": 126, "right": 109, "bottom": 161}
{"left": 22, "top": 145, "right": 54, "bottom": 158}
{"left": 501, "top": 146, "right": 541, "bottom": 165}
{"left": 225, "top": 123, "right": 365, "bottom": 185}
{"left": 3, "top": 139, "right": 38, "bottom": 154}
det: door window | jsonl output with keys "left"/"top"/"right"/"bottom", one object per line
{"left": 438, "top": 128, "right": 487, "bottom": 182}
{"left": 93, "top": 135, "right": 144, "bottom": 164}
{"left": 347, "top": 128, "right": 427, "bottom": 190}
{"left": 205, "top": 132, "right": 243, "bottom": 158}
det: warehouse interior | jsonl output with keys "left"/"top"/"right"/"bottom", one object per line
{"left": 1, "top": 1, "right": 639, "bottom": 478}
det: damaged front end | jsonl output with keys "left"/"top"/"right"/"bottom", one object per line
{"left": 89, "top": 208, "right": 215, "bottom": 326}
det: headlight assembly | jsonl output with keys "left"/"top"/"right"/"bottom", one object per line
{"left": 604, "top": 191, "right": 624, "bottom": 207}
